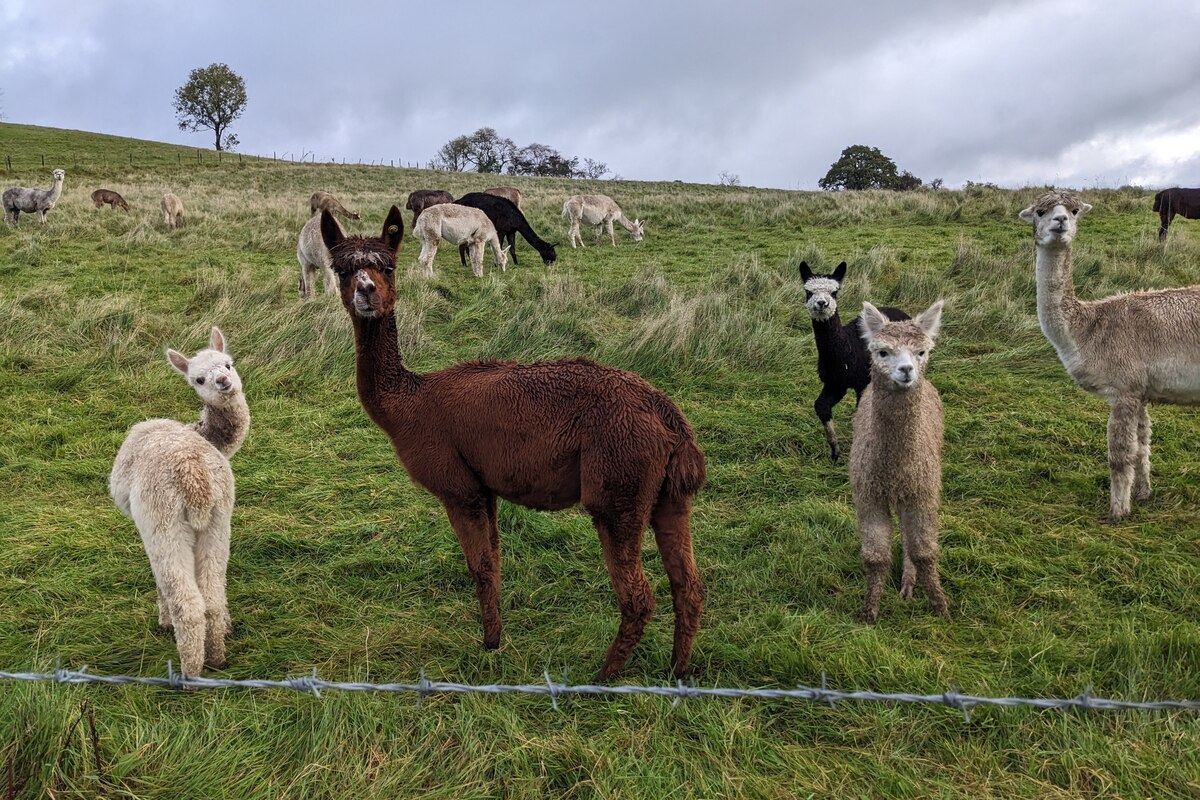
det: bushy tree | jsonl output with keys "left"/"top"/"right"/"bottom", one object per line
{"left": 432, "top": 129, "right": 608, "bottom": 178}
{"left": 510, "top": 143, "right": 577, "bottom": 177}
{"left": 819, "top": 145, "right": 921, "bottom": 191}
{"left": 173, "top": 63, "right": 247, "bottom": 151}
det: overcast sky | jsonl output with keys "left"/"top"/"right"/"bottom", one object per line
{"left": 4, "top": 0, "right": 1199, "bottom": 189}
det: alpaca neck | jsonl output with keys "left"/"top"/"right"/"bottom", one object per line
{"left": 810, "top": 313, "right": 846, "bottom": 368}
{"left": 47, "top": 178, "right": 63, "bottom": 204}
{"left": 193, "top": 394, "right": 250, "bottom": 458}
{"left": 1034, "top": 241, "right": 1082, "bottom": 369}
{"left": 353, "top": 312, "right": 420, "bottom": 429}
{"left": 615, "top": 214, "right": 637, "bottom": 233}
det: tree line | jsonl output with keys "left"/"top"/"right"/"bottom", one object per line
{"left": 429, "top": 127, "right": 609, "bottom": 179}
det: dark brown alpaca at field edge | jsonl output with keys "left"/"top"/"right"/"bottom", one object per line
{"left": 91, "top": 188, "right": 129, "bottom": 211}
{"left": 1154, "top": 187, "right": 1200, "bottom": 241}
{"left": 321, "top": 206, "right": 706, "bottom": 681}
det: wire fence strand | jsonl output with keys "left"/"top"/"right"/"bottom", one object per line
{"left": 1, "top": 665, "right": 1197, "bottom": 720}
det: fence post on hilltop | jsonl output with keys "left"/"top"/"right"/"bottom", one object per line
{"left": 5, "top": 155, "right": 11, "bottom": 171}
{"left": 218, "top": 151, "right": 222, "bottom": 164}
{"left": 41, "top": 154, "right": 45, "bottom": 167}
{"left": 129, "top": 153, "right": 133, "bottom": 166}
{"left": 178, "top": 153, "right": 181, "bottom": 165}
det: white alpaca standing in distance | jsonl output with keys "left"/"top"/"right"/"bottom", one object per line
{"left": 109, "top": 327, "right": 250, "bottom": 678}
{"left": 3, "top": 168, "right": 65, "bottom": 224}
{"left": 850, "top": 301, "right": 949, "bottom": 624}
{"left": 562, "top": 194, "right": 645, "bottom": 248}
{"left": 1018, "top": 190, "right": 1200, "bottom": 521}
{"left": 412, "top": 203, "right": 509, "bottom": 278}
{"left": 297, "top": 209, "right": 344, "bottom": 298}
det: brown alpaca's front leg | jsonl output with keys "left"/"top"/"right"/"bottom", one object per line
{"left": 444, "top": 503, "right": 502, "bottom": 649}
{"left": 856, "top": 502, "right": 891, "bottom": 624}
{"left": 1134, "top": 402, "right": 1153, "bottom": 503}
{"left": 593, "top": 516, "right": 656, "bottom": 681}
{"left": 899, "top": 506, "right": 949, "bottom": 620}
{"left": 1107, "top": 398, "right": 1140, "bottom": 521}
{"left": 651, "top": 496, "right": 704, "bottom": 678}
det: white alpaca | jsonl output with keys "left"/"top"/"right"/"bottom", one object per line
{"left": 413, "top": 203, "right": 509, "bottom": 278}
{"left": 1018, "top": 190, "right": 1200, "bottom": 521}
{"left": 161, "top": 193, "right": 185, "bottom": 230}
{"left": 562, "top": 194, "right": 644, "bottom": 248}
{"left": 297, "top": 210, "right": 344, "bottom": 299}
{"left": 3, "top": 168, "right": 65, "bottom": 225}
{"left": 109, "top": 327, "right": 250, "bottom": 678}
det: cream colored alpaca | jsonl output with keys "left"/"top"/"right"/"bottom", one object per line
{"left": 161, "top": 193, "right": 185, "bottom": 230}
{"left": 109, "top": 328, "right": 250, "bottom": 678}
{"left": 309, "top": 191, "right": 360, "bottom": 220}
{"left": 562, "top": 194, "right": 644, "bottom": 248}
{"left": 1019, "top": 190, "right": 1200, "bottom": 521}
{"left": 297, "top": 210, "right": 344, "bottom": 298}
{"left": 850, "top": 301, "right": 949, "bottom": 624}
{"left": 413, "top": 203, "right": 509, "bottom": 278}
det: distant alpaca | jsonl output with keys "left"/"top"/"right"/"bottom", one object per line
{"left": 1153, "top": 187, "right": 1200, "bottom": 241}
{"left": 297, "top": 210, "right": 345, "bottom": 298}
{"left": 850, "top": 301, "right": 948, "bottom": 624}
{"left": 562, "top": 194, "right": 644, "bottom": 247}
{"left": 310, "top": 191, "right": 360, "bottom": 220}
{"left": 484, "top": 186, "right": 523, "bottom": 210}
{"left": 91, "top": 188, "right": 130, "bottom": 212}
{"left": 1019, "top": 190, "right": 1200, "bottom": 520}
{"left": 161, "top": 193, "right": 185, "bottom": 230}
{"left": 3, "top": 168, "right": 65, "bottom": 225}
{"left": 109, "top": 327, "right": 250, "bottom": 678}
{"left": 405, "top": 188, "right": 454, "bottom": 228}
{"left": 321, "top": 207, "right": 705, "bottom": 680}
{"left": 413, "top": 202, "right": 509, "bottom": 278}
{"left": 799, "top": 261, "right": 909, "bottom": 461}
{"left": 454, "top": 192, "right": 558, "bottom": 266}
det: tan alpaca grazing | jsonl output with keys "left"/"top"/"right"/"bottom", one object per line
{"left": 161, "top": 193, "right": 185, "bottom": 230}
{"left": 1018, "top": 190, "right": 1200, "bottom": 521}
{"left": 562, "top": 194, "right": 644, "bottom": 248}
{"left": 850, "top": 300, "right": 949, "bottom": 624}
{"left": 309, "top": 191, "right": 360, "bottom": 220}
{"left": 483, "top": 186, "right": 523, "bottom": 210}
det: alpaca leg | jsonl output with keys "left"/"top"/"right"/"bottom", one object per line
{"left": 194, "top": 517, "right": 232, "bottom": 669}
{"left": 814, "top": 385, "right": 848, "bottom": 461}
{"left": 506, "top": 232, "right": 519, "bottom": 266}
{"left": 443, "top": 501, "right": 502, "bottom": 649}
{"left": 607, "top": 220, "right": 616, "bottom": 246}
{"left": 418, "top": 239, "right": 438, "bottom": 277}
{"left": 856, "top": 500, "right": 892, "bottom": 624}
{"left": 1134, "top": 403, "right": 1153, "bottom": 502}
{"left": 1107, "top": 397, "right": 1140, "bottom": 521}
{"left": 568, "top": 219, "right": 582, "bottom": 248}
{"left": 1159, "top": 211, "right": 1173, "bottom": 242}
{"left": 592, "top": 512, "right": 656, "bottom": 681}
{"left": 142, "top": 521, "right": 207, "bottom": 677}
{"left": 322, "top": 262, "right": 338, "bottom": 295}
{"left": 156, "top": 585, "right": 173, "bottom": 632}
{"left": 469, "top": 242, "right": 484, "bottom": 278}
{"left": 650, "top": 496, "right": 704, "bottom": 678}
{"left": 458, "top": 242, "right": 469, "bottom": 267}
{"left": 899, "top": 506, "right": 949, "bottom": 619}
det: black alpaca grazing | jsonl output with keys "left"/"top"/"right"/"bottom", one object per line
{"left": 454, "top": 192, "right": 558, "bottom": 266}
{"left": 800, "top": 261, "right": 909, "bottom": 461}
{"left": 1154, "top": 187, "right": 1200, "bottom": 241}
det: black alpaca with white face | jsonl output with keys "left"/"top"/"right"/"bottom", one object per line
{"left": 799, "top": 260, "right": 910, "bottom": 461}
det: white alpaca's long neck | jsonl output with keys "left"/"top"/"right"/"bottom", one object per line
{"left": 194, "top": 394, "right": 250, "bottom": 458}
{"left": 1034, "top": 241, "right": 1082, "bottom": 370}
{"left": 47, "top": 177, "right": 64, "bottom": 204}
{"left": 615, "top": 213, "right": 637, "bottom": 233}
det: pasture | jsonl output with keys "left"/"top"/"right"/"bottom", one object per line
{"left": 1, "top": 122, "right": 1198, "bottom": 798}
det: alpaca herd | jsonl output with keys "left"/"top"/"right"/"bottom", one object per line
{"left": 6, "top": 160, "right": 1189, "bottom": 681}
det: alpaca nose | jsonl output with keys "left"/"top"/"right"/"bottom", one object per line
{"left": 215, "top": 374, "right": 231, "bottom": 390}
{"left": 1053, "top": 213, "right": 1068, "bottom": 223}
{"left": 815, "top": 299, "right": 827, "bottom": 309}
{"left": 898, "top": 364, "right": 914, "bottom": 379}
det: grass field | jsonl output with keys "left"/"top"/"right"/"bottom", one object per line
{"left": 1, "top": 121, "right": 1199, "bottom": 798}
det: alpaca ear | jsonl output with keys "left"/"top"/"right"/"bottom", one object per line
{"left": 859, "top": 302, "right": 887, "bottom": 341}
{"left": 1017, "top": 205, "right": 1037, "bottom": 223}
{"left": 209, "top": 326, "right": 226, "bottom": 353}
{"left": 381, "top": 205, "right": 405, "bottom": 255}
{"left": 167, "top": 349, "right": 190, "bottom": 375}
{"left": 320, "top": 209, "right": 344, "bottom": 251}
{"left": 915, "top": 299, "right": 945, "bottom": 340}
{"left": 799, "top": 261, "right": 813, "bottom": 281}
{"left": 831, "top": 261, "right": 847, "bottom": 283}
{"left": 1077, "top": 202, "right": 1093, "bottom": 217}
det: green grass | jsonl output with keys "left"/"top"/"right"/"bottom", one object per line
{"left": 1, "top": 121, "right": 1199, "bottom": 798}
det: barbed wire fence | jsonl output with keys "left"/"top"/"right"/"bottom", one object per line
{"left": 2, "top": 664, "right": 1197, "bottom": 720}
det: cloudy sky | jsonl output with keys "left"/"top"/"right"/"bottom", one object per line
{"left": 4, "top": 0, "right": 1199, "bottom": 189}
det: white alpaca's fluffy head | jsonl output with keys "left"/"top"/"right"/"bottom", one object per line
{"left": 52, "top": 169, "right": 65, "bottom": 182}
{"left": 629, "top": 219, "right": 645, "bottom": 242}
{"left": 860, "top": 300, "right": 943, "bottom": 390}
{"left": 1018, "top": 190, "right": 1092, "bottom": 247}
{"left": 167, "top": 327, "right": 242, "bottom": 406}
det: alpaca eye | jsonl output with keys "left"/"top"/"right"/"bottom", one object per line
{"left": 226, "top": 363, "right": 232, "bottom": 369}
{"left": 917, "top": 351, "right": 926, "bottom": 357}
{"left": 195, "top": 377, "right": 205, "bottom": 385}
{"left": 1036, "top": 209, "right": 1045, "bottom": 217}
{"left": 877, "top": 350, "right": 889, "bottom": 358}
{"left": 1071, "top": 209, "right": 1078, "bottom": 215}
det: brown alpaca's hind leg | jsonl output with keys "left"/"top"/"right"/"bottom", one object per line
{"left": 591, "top": 511, "right": 656, "bottom": 682}
{"left": 650, "top": 496, "right": 704, "bottom": 678}
{"left": 444, "top": 501, "right": 503, "bottom": 649}
{"left": 1134, "top": 402, "right": 1153, "bottom": 503}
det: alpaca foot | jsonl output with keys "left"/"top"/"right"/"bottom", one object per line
{"left": 856, "top": 608, "right": 879, "bottom": 625}
{"left": 899, "top": 583, "right": 914, "bottom": 601}
{"left": 829, "top": 446, "right": 840, "bottom": 462}
{"left": 205, "top": 658, "right": 229, "bottom": 670}
{"left": 156, "top": 624, "right": 174, "bottom": 636}
{"left": 1136, "top": 486, "right": 1153, "bottom": 502}
{"left": 482, "top": 637, "right": 500, "bottom": 651}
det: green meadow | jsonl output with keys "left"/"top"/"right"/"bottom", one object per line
{"left": 1, "top": 122, "right": 1198, "bottom": 798}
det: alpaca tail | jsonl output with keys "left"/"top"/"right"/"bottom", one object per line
{"left": 651, "top": 393, "right": 706, "bottom": 500}
{"left": 1153, "top": 190, "right": 1164, "bottom": 212}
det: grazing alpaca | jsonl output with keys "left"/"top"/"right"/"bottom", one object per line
{"left": 484, "top": 185, "right": 523, "bottom": 210}
{"left": 1153, "top": 187, "right": 1200, "bottom": 241}
{"left": 161, "top": 193, "right": 185, "bottom": 230}
{"left": 454, "top": 192, "right": 558, "bottom": 266}
{"left": 109, "top": 327, "right": 250, "bottom": 678}
{"left": 296, "top": 210, "right": 345, "bottom": 298}
{"left": 404, "top": 188, "right": 454, "bottom": 228}
{"left": 3, "top": 168, "right": 65, "bottom": 225}
{"left": 562, "top": 194, "right": 644, "bottom": 248}
{"left": 91, "top": 188, "right": 130, "bottom": 212}
{"left": 413, "top": 202, "right": 509, "bottom": 278}
{"left": 851, "top": 301, "right": 948, "bottom": 624}
{"left": 1019, "top": 190, "right": 1200, "bottom": 520}
{"left": 310, "top": 190, "right": 360, "bottom": 220}
{"left": 321, "top": 207, "right": 705, "bottom": 680}
{"left": 799, "top": 261, "right": 909, "bottom": 461}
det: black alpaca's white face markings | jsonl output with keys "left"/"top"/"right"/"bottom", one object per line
{"left": 804, "top": 277, "right": 840, "bottom": 321}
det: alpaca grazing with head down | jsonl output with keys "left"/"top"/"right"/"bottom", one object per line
{"left": 1019, "top": 190, "right": 1200, "bottom": 521}
{"left": 321, "top": 206, "right": 706, "bottom": 680}
{"left": 91, "top": 188, "right": 130, "bottom": 212}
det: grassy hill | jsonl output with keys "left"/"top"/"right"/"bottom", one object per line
{"left": 1, "top": 122, "right": 1198, "bottom": 798}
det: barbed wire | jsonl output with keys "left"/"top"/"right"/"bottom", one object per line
{"left": 1, "top": 665, "right": 1197, "bottom": 720}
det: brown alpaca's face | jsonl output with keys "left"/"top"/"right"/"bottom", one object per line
{"left": 320, "top": 207, "right": 405, "bottom": 320}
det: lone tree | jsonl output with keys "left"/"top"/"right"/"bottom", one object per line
{"left": 173, "top": 63, "right": 247, "bottom": 151}
{"left": 819, "top": 145, "right": 921, "bottom": 191}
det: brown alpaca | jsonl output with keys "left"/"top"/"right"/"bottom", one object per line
{"left": 483, "top": 186, "right": 523, "bottom": 210}
{"left": 321, "top": 206, "right": 706, "bottom": 680}
{"left": 91, "top": 188, "right": 129, "bottom": 211}
{"left": 310, "top": 191, "right": 360, "bottom": 220}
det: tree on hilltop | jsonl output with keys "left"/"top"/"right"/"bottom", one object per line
{"left": 819, "top": 145, "right": 921, "bottom": 191}
{"left": 173, "top": 63, "right": 247, "bottom": 151}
